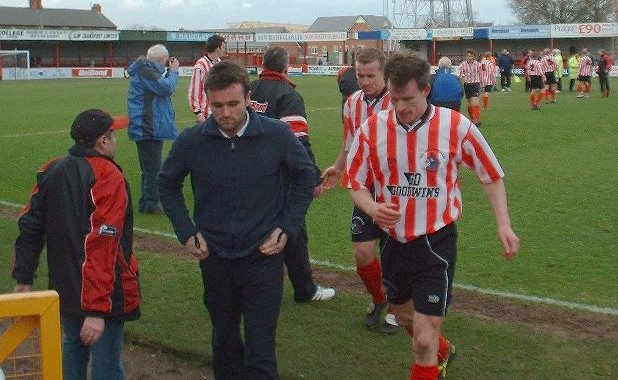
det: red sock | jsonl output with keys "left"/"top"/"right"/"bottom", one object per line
{"left": 410, "top": 364, "right": 440, "bottom": 380}
{"left": 577, "top": 83, "right": 583, "bottom": 93}
{"left": 472, "top": 105, "right": 481, "bottom": 123}
{"left": 467, "top": 105, "right": 473, "bottom": 119}
{"left": 356, "top": 257, "right": 385, "bottom": 305}
{"left": 529, "top": 93, "right": 535, "bottom": 106}
{"left": 482, "top": 94, "right": 489, "bottom": 109}
{"left": 585, "top": 83, "right": 591, "bottom": 93}
{"left": 438, "top": 335, "right": 450, "bottom": 362}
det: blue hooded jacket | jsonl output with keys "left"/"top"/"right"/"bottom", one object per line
{"left": 127, "top": 57, "right": 179, "bottom": 141}
{"left": 428, "top": 67, "right": 464, "bottom": 104}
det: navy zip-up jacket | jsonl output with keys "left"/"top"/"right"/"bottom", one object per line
{"left": 157, "top": 108, "right": 315, "bottom": 259}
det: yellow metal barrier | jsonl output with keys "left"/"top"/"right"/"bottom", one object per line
{"left": 0, "top": 291, "right": 62, "bottom": 380}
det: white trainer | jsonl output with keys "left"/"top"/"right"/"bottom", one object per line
{"left": 311, "top": 285, "right": 335, "bottom": 301}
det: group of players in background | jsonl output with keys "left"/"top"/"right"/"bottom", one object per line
{"left": 455, "top": 46, "right": 612, "bottom": 125}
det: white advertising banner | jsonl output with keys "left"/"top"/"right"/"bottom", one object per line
{"left": 0, "top": 29, "right": 119, "bottom": 41}
{"left": 384, "top": 29, "right": 430, "bottom": 41}
{"left": 551, "top": 23, "right": 618, "bottom": 38}
{"left": 431, "top": 27, "right": 473, "bottom": 39}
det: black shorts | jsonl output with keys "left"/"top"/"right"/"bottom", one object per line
{"left": 482, "top": 85, "right": 493, "bottom": 93}
{"left": 381, "top": 223, "right": 457, "bottom": 317}
{"left": 577, "top": 75, "right": 591, "bottom": 83}
{"left": 545, "top": 72, "right": 556, "bottom": 85}
{"left": 464, "top": 83, "right": 480, "bottom": 99}
{"left": 530, "top": 76, "right": 544, "bottom": 90}
{"left": 351, "top": 206, "right": 386, "bottom": 242}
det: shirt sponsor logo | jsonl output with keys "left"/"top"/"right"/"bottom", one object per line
{"left": 427, "top": 295, "right": 440, "bottom": 304}
{"left": 249, "top": 100, "right": 268, "bottom": 113}
{"left": 386, "top": 171, "right": 440, "bottom": 198}
{"left": 98, "top": 224, "right": 117, "bottom": 237}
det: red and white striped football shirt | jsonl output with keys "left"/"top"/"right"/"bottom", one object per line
{"left": 342, "top": 88, "right": 392, "bottom": 186}
{"left": 188, "top": 55, "right": 220, "bottom": 116}
{"left": 527, "top": 59, "right": 546, "bottom": 81}
{"left": 540, "top": 54, "right": 557, "bottom": 74}
{"left": 480, "top": 59, "right": 496, "bottom": 87}
{"left": 579, "top": 55, "right": 593, "bottom": 76}
{"left": 458, "top": 60, "right": 481, "bottom": 84}
{"left": 347, "top": 105, "right": 504, "bottom": 242}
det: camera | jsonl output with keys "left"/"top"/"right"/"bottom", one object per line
{"left": 166, "top": 57, "right": 176, "bottom": 67}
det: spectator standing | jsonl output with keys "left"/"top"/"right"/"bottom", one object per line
{"left": 249, "top": 46, "right": 335, "bottom": 302}
{"left": 428, "top": 56, "right": 464, "bottom": 111}
{"left": 188, "top": 34, "right": 225, "bottom": 123}
{"left": 127, "top": 44, "right": 179, "bottom": 215}
{"left": 157, "top": 61, "right": 315, "bottom": 379}
{"left": 553, "top": 48, "right": 564, "bottom": 92}
{"left": 596, "top": 49, "right": 612, "bottom": 97}
{"left": 347, "top": 52, "right": 519, "bottom": 380}
{"left": 337, "top": 64, "right": 360, "bottom": 109}
{"left": 12, "top": 109, "right": 140, "bottom": 380}
{"left": 498, "top": 48, "right": 514, "bottom": 92}
{"left": 567, "top": 50, "right": 581, "bottom": 92}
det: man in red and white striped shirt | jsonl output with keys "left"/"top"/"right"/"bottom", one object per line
{"left": 577, "top": 48, "right": 594, "bottom": 98}
{"left": 540, "top": 48, "right": 558, "bottom": 103}
{"left": 480, "top": 51, "right": 496, "bottom": 110}
{"left": 321, "top": 48, "right": 399, "bottom": 335}
{"left": 458, "top": 48, "right": 482, "bottom": 126}
{"left": 188, "top": 34, "right": 225, "bottom": 123}
{"left": 348, "top": 52, "right": 519, "bottom": 380}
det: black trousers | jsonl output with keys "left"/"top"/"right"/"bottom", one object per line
{"left": 599, "top": 72, "right": 610, "bottom": 94}
{"left": 201, "top": 252, "right": 284, "bottom": 380}
{"left": 135, "top": 139, "right": 162, "bottom": 212}
{"left": 283, "top": 225, "right": 317, "bottom": 302}
{"left": 500, "top": 71, "right": 511, "bottom": 89}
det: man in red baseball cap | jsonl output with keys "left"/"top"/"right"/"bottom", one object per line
{"left": 12, "top": 108, "right": 140, "bottom": 380}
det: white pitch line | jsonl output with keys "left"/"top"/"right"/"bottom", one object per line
{"left": 0, "top": 130, "right": 66, "bottom": 138}
{"left": 2, "top": 198, "right": 617, "bottom": 316}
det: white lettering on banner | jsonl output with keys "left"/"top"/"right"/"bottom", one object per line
{"left": 219, "top": 33, "right": 254, "bottom": 42}
{"left": 0, "top": 28, "right": 118, "bottom": 41}
{"left": 255, "top": 32, "right": 347, "bottom": 42}
{"left": 551, "top": 23, "right": 618, "bottom": 38}
{"left": 72, "top": 68, "right": 112, "bottom": 78}
{"left": 386, "top": 29, "right": 429, "bottom": 41}
{"left": 431, "top": 27, "right": 473, "bottom": 38}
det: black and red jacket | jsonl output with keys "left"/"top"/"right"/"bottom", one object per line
{"left": 12, "top": 144, "right": 140, "bottom": 321}
{"left": 249, "top": 69, "right": 321, "bottom": 185}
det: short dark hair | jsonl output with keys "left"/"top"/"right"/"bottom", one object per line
{"left": 263, "top": 46, "right": 288, "bottom": 73}
{"left": 383, "top": 52, "right": 431, "bottom": 91}
{"left": 206, "top": 34, "right": 225, "bottom": 53}
{"left": 355, "top": 47, "right": 386, "bottom": 69}
{"left": 205, "top": 60, "right": 251, "bottom": 94}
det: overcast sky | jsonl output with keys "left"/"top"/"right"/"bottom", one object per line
{"left": 2, "top": 0, "right": 516, "bottom": 30}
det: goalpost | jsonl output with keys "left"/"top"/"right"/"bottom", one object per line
{"left": 0, "top": 50, "right": 31, "bottom": 80}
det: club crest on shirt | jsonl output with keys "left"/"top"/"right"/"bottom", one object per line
{"left": 420, "top": 150, "right": 446, "bottom": 171}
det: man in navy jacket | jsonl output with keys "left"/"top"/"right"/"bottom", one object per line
{"left": 158, "top": 60, "right": 315, "bottom": 379}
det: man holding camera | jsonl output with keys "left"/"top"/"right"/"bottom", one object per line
{"left": 127, "top": 44, "right": 179, "bottom": 215}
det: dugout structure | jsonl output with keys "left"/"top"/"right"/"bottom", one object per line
{"left": 0, "top": 50, "right": 30, "bottom": 80}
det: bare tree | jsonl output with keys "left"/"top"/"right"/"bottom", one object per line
{"left": 506, "top": 0, "right": 614, "bottom": 24}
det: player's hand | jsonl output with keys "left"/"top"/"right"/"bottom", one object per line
{"left": 185, "top": 232, "right": 209, "bottom": 260}
{"left": 497, "top": 225, "right": 519, "bottom": 259}
{"left": 369, "top": 203, "right": 400, "bottom": 229}
{"left": 320, "top": 166, "right": 342, "bottom": 190}
{"left": 80, "top": 316, "right": 105, "bottom": 346}
{"left": 313, "top": 184, "right": 325, "bottom": 198}
{"left": 168, "top": 57, "right": 180, "bottom": 69}
{"left": 259, "top": 228, "right": 287, "bottom": 256}
{"left": 13, "top": 284, "right": 32, "bottom": 293}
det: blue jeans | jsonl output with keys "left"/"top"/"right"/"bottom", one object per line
{"left": 136, "top": 139, "right": 163, "bottom": 212}
{"left": 62, "top": 318, "right": 125, "bottom": 380}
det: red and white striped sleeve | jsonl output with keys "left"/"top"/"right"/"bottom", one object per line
{"left": 460, "top": 124, "right": 504, "bottom": 184}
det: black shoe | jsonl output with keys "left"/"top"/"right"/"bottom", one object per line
{"left": 364, "top": 302, "right": 386, "bottom": 329}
